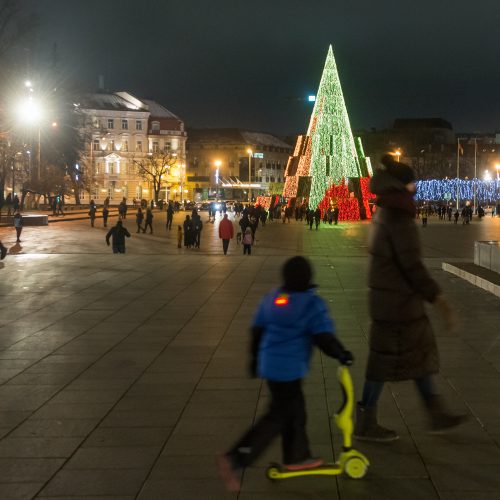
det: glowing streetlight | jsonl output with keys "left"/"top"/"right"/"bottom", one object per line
{"left": 15, "top": 96, "right": 43, "bottom": 180}
{"left": 247, "top": 149, "right": 253, "bottom": 202}
{"left": 394, "top": 149, "right": 402, "bottom": 162}
{"left": 484, "top": 170, "right": 492, "bottom": 181}
{"left": 496, "top": 164, "right": 500, "bottom": 180}
{"left": 16, "top": 96, "right": 42, "bottom": 124}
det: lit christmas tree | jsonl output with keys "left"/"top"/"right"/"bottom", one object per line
{"left": 283, "top": 45, "right": 373, "bottom": 220}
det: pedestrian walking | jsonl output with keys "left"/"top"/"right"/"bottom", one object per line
{"left": 0, "top": 240, "right": 7, "bottom": 260}
{"left": 5, "top": 193, "right": 12, "bottom": 216}
{"left": 166, "top": 202, "right": 174, "bottom": 230}
{"left": 242, "top": 227, "right": 253, "bottom": 255}
{"left": 88, "top": 203, "right": 97, "bottom": 227}
{"left": 102, "top": 205, "right": 109, "bottom": 227}
{"left": 353, "top": 156, "right": 466, "bottom": 443}
{"left": 143, "top": 208, "right": 153, "bottom": 234}
{"left": 218, "top": 213, "right": 234, "bottom": 255}
{"left": 136, "top": 208, "right": 144, "bottom": 233}
{"left": 314, "top": 208, "right": 321, "bottom": 230}
{"left": 13, "top": 194, "right": 20, "bottom": 212}
{"left": 119, "top": 198, "right": 128, "bottom": 220}
{"left": 306, "top": 209, "right": 314, "bottom": 230}
{"left": 192, "top": 209, "right": 203, "bottom": 248}
{"left": 183, "top": 215, "right": 194, "bottom": 248}
{"left": 217, "top": 256, "right": 353, "bottom": 492}
{"left": 13, "top": 211, "right": 23, "bottom": 242}
{"left": 56, "top": 197, "right": 64, "bottom": 216}
{"left": 333, "top": 207, "right": 339, "bottom": 225}
{"left": 282, "top": 206, "right": 291, "bottom": 223}
{"left": 105, "top": 220, "right": 131, "bottom": 253}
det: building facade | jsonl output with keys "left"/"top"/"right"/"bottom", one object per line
{"left": 80, "top": 92, "right": 186, "bottom": 204}
{"left": 186, "top": 128, "right": 292, "bottom": 201}
{"left": 356, "top": 118, "right": 500, "bottom": 180}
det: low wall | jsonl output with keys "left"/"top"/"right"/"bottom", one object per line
{"left": 0, "top": 215, "right": 48, "bottom": 226}
{"left": 474, "top": 241, "right": 500, "bottom": 274}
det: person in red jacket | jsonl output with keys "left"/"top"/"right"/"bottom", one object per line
{"left": 218, "top": 213, "right": 234, "bottom": 255}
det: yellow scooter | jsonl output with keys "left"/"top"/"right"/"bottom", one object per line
{"left": 266, "top": 366, "right": 370, "bottom": 481}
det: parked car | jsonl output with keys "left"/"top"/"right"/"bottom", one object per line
{"left": 196, "top": 202, "right": 210, "bottom": 211}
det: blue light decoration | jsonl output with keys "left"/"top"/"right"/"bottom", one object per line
{"left": 415, "top": 179, "right": 500, "bottom": 204}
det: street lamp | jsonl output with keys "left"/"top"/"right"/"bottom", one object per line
{"left": 15, "top": 95, "right": 43, "bottom": 180}
{"left": 247, "top": 148, "right": 253, "bottom": 202}
{"left": 394, "top": 149, "right": 402, "bottom": 162}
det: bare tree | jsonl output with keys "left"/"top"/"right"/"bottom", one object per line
{"left": 0, "top": 136, "right": 26, "bottom": 217}
{"left": 133, "top": 150, "right": 178, "bottom": 202}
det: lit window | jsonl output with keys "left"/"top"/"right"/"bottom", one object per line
{"left": 136, "top": 141, "right": 142, "bottom": 152}
{"left": 122, "top": 140, "right": 128, "bottom": 152}
{"left": 136, "top": 120, "right": 142, "bottom": 131}
{"left": 93, "top": 139, "right": 100, "bottom": 151}
{"left": 121, "top": 119, "right": 128, "bottom": 130}
{"left": 108, "top": 140, "right": 115, "bottom": 151}
{"left": 108, "top": 119, "right": 114, "bottom": 129}
{"left": 164, "top": 142, "right": 171, "bottom": 151}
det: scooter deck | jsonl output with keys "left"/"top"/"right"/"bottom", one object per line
{"left": 268, "top": 463, "right": 342, "bottom": 479}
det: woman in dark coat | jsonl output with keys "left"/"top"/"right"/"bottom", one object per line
{"left": 354, "top": 155, "right": 465, "bottom": 443}
{"left": 183, "top": 215, "right": 194, "bottom": 248}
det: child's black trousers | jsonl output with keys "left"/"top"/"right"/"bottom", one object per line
{"left": 228, "top": 379, "right": 311, "bottom": 467}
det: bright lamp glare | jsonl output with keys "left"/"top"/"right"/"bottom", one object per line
{"left": 308, "top": 95, "right": 316, "bottom": 102}
{"left": 16, "top": 97, "right": 42, "bottom": 124}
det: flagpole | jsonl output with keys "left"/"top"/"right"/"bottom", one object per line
{"left": 456, "top": 138, "right": 460, "bottom": 210}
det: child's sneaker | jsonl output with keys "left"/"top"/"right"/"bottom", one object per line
{"left": 283, "top": 457, "right": 324, "bottom": 471}
{"left": 216, "top": 454, "right": 241, "bottom": 492}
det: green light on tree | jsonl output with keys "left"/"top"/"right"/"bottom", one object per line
{"left": 308, "top": 45, "right": 363, "bottom": 209}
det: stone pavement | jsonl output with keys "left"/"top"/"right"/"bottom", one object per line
{"left": 0, "top": 213, "right": 500, "bottom": 499}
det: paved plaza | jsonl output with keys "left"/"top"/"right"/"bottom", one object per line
{"left": 0, "top": 212, "right": 500, "bottom": 499}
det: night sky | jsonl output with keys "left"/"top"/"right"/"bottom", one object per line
{"left": 28, "top": 0, "right": 500, "bottom": 135}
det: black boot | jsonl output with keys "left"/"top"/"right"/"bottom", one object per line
{"left": 425, "top": 396, "right": 467, "bottom": 433}
{"left": 353, "top": 403, "right": 399, "bottom": 442}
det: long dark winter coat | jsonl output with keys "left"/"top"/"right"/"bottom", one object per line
{"left": 366, "top": 171, "right": 441, "bottom": 381}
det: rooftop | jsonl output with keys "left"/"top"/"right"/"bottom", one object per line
{"left": 187, "top": 128, "right": 292, "bottom": 149}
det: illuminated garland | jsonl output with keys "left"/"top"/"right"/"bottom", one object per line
{"left": 255, "top": 196, "right": 272, "bottom": 210}
{"left": 416, "top": 179, "right": 500, "bottom": 203}
{"left": 283, "top": 176, "right": 298, "bottom": 198}
{"left": 317, "top": 178, "right": 364, "bottom": 221}
{"left": 360, "top": 177, "right": 376, "bottom": 219}
{"left": 308, "top": 45, "right": 363, "bottom": 209}
{"left": 282, "top": 45, "right": 370, "bottom": 218}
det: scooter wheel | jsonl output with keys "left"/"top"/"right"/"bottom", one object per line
{"left": 266, "top": 465, "right": 281, "bottom": 481}
{"left": 344, "top": 457, "right": 368, "bottom": 479}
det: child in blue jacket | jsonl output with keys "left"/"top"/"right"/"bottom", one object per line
{"left": 218, "top": 256, "right": 353, "bottom": 491}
